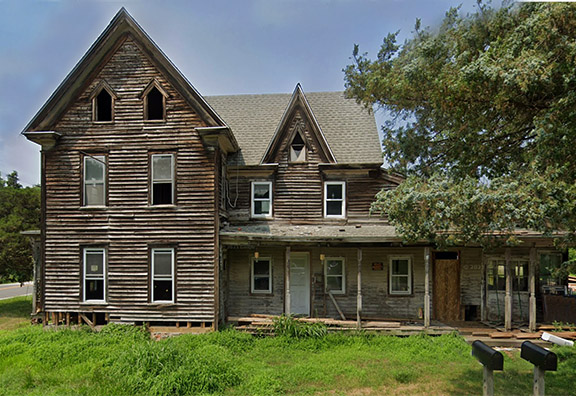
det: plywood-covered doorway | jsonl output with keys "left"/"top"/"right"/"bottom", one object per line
{"left": 433, "top": 252, "right": 461, "bottom": 321}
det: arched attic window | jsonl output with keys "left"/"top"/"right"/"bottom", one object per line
{"left": 92, "top": 83, "right": 116, "bottom": 122}
{"left": 143, "top": 81, "right": 168, "bottom": 121}
{"left": 290, "top": 132, "right": 306, "bottom": 162}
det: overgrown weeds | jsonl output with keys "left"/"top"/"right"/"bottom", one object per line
{"left": 272, "top": 314, "right": 327, "bottom": 338}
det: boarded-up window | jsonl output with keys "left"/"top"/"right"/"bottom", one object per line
{"left": 151, "top": 154, "right": 174, "bottom": 205}
{"left": 325, "top": 257, "right": 345, "bottom": 294}
{"left": 83, "top": 248, "right": 106, "bottom": 302}
{"left": 251, "top": 257, "right": 272, "bottom": 293}
{"left": 389, "top": 256, "right": 411, "bottom": 295}
{"left": 84, "top": 156, "right": 106, "bottom": 206}
{"left": 324, "top": 181, "right": 345, "bottom": 218}
{"left": 152, "top": 248, "right": 174, "bottom": 302}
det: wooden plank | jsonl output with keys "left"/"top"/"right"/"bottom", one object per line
{"left": 424, "top": 247, "right": 430, "bottom": 327}
{"left": 79, "top": 313, "right": 94, "bottom": 327}
{"left": 328, "top": 291, "right": 346, "bottom": 321}
{"left": 490, "top": 332, "right": 514, "bottom": 339}
{"left": 529, "top": 245, "right": 537, "bottom": 332}
{"left": 357, "top": 248, "right": 362, "bottom": 329}
{"left": 505, "top": 248, "right": 512, "bottom": 331}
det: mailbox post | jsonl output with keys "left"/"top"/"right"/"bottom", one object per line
{"left": 520, "top": 341, "right": 557, "bottom": 396}
{"left": 471, "top": 340, "right": 504, "bottom": 396}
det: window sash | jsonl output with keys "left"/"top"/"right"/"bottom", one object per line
{"left": 152, "top": 248, "right": 174, "bottom": 302}
{"left": 151, "top": 154, "right": 174, "bottom": 205}
{"left": 324, "top": 257, "right": 345, "bottom": 294}
{"left": 83, "top": 248, "right": 106, "bottom": 302}
{"left": 83, "top": 156, "right": 106, "bottom": 206}
{"left": 389, "top": 257, "right": 411, "bottom": 295}
{"left": 324, "top": 182, "right": 345, "bottom": 218}
{"left": 251, "top": 258, "right": 272, "bottom": 293}
{"left": 251, "top": 182, "right": 272, "bottom": 217}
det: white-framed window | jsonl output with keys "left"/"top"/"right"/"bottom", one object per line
{"left": 151, "top": 154, "right": 174, "bottom": 205}
{"left": 83, "top": 155, "right": 106, "bottom": 206}
{"left": 251, "top": 257, "right": 272, "bottom": 293}
{"left": 152, "top": 248, "right": 174, "bottom": 303}
{"left": 83, "top": 248, "right": 106, "bottom": 302}
{"left": 251, "top": 181, "right": 272, "bottom": 218}
{"left": 325, "top": 257, "right": 345, "bottom": 294}
{"left": 389, "top": 256, "right": 412, "bottom": 295}
{"left": 324, "top": 181, "right": 346, "bottom": 218}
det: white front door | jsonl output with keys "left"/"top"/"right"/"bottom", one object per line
{"left": 290, "top": 252, "right": 310, "bottom": 315}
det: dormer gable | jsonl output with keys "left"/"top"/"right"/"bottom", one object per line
{"left": 261, "top": 84, "right": 336, "bottom": 165}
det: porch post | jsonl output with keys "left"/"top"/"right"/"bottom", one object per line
{"left": 529, "top": 245, "right": 537, "bottom": 332}
{"left": 505, "top": 247, "right": 513, "bottom": 331}
{"left": 285, "top": 246, "right": 291, "bottom": 315}
{"left": 424, "top": 247, "right": 431, "bottom": 328}
{"left": 357, "top": 248, "right": 362, "bottom": 330}
{"left": 481, "top": 249, "right": 487, "bottom": 322}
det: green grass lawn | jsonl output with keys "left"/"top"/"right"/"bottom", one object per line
{"left": 0, "top": 295, "right": 32, "bottom": 331}
{"left": 0, "top": 297, "right": 575, "bottom": 395}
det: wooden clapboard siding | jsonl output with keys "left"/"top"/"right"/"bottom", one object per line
{"left": 41, "top": 37, "right": 218, "bottom": 323}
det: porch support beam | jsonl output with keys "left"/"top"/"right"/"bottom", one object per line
{"left": 529, "top": 245, "right": 537, "bottom": 332}
{"left": 357, "top": 248, "right": 362, "bottom": 330}
{"left": 285, "top": 246, "right": 291, "bottom": 315}
{"left": 424, "top": 247, "right": 431, "bottom": 328}
{"left": 481, "top": 249, "right": 487, "bottom": 322}
{"left": 505, "top": 247, "right": 513, "bottom": 331}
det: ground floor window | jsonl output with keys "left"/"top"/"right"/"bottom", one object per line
{"left": 324, "top": 257, "right": 345, "bottom": 294}
{"left": 83, "top": 248, "right": 106, "bottom": 302}
{"left": 389, "top": 256, "right": 412, "bottom": 295}
{"left": 487, "top": 258, "right": 528, "bottom": 291}
{"left": 152, "top": 248, "right": 174, "bottom": 302}
{"left": 251, "top": 257, "right": 272, "bottom": 293}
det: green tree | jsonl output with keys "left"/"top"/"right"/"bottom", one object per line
{"left": 344, "top": 2, "right": 576, "bottom": 247}
{"left": 0, "top": 171, "right": 40, "bottom": 282}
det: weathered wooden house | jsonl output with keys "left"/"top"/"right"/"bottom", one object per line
{"left": 23, "top": 9, "right": 570, "bottom": 332}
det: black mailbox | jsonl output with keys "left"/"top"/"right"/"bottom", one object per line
{"left": 520, "top": 341, "right": 557, "bottom": 371}
{"left": 472, "top": 340, "right": 504, "bottom": 371}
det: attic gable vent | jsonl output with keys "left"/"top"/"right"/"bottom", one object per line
{"left": 91, "top": 82, "right": 116, "bottom": 123}
{"left": 290, "top": 132, "right": 306, "bottom": 163}
{"left": 142, "top": 80, "right": 168, "bottom": 121}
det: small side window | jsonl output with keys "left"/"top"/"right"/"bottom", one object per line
{"left": 83, "top": 248, "right": 106, "bottom": 302}
{"left": 325, "top": 257, "right": 345, "bottom": 294}
{"left": 84, "top": 155, "right": 106, "bottom": 206}
{"left": 324, "top": 181, "right": 346, "bottom": 218}
{"left": 152, "top": 248, "right": 174, "bottom": 303}
{"left": 251, "top": 257, "right": 272, "bottom": 294}
{"left": 151, "top": 154, "right": 174, "bottom": 205}
{"left": 389, "top": 256, "right": 412, "bottom": 295}
{"left": 251, "top": 181, "right": 272, "bottom": 218}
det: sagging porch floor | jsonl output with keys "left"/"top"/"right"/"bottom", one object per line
{"left": 229, "top": 315, "right": 575, "bottom": 347}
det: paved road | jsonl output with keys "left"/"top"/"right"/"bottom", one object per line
{"left": 0, "top": 282, "right": 33, "bottom": 300}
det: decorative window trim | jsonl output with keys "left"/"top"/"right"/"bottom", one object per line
{"left": 83, "top": 154, "right": 107, "bottom": 207}
{"left": 324, "top": 257, "right": 346, "bottom": 295}
{"left": 251, "top": 181, "right": 273, "bottom": 218}
{"left": 324, "top": 181, "right": 346, "bottom": 218}
{"left": 151, "top": 248, "right": 175, "bottom": 303}
{"left": 142, "top": 80, "right": 168, "bottom": 122}
{"left": 289, "top": 130, "right": 307, "bottom": 163}
{"left": 389, "top": 256, "right": 412, "bottom": 295}
{"left": 151, "top": 153, "right": 175, "bottom": 206}
{"left": 90, "top": 81, "right": 116, "bottom": 123}
{"left": 251, "top": 257, "right": 272, "bottom": 294}
{"left": 82, "top": 247, "right": 106, "bottom": 303}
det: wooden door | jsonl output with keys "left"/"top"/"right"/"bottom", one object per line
{"left": 290, "top": 252, "right": 310, "bottom": 315}
{"left": 433, "top": 259, "right": 461, "bottom": 321}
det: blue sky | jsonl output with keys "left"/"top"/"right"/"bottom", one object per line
{"left": 0, "top": 0, "right": 480, "bottom": 186}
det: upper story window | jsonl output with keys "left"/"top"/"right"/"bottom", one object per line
{"left": 83, "top": 155, "right": 106, "bottom": 207}
{"left": 324, "top": 181, "right": 346, "bottom": 218}
{"left": 251, "top": 181, "right": 272, "bottom": 218}
{"left": 251, "top": 257, "right": 272, "bottom": 294}
{"left": 94, "top": 89, "right": 112, "bottom": 122}
{"left": 151, "top": 154, "right": 174, "bottom": 205}
{"left": 389, "top": 256, "right": 412, "bottom": 295}
{"left": 83, "top": 247, "right": 106, "bottom": 302}
{"left": 151, "top": 248, "right": 174, "bottom": 303}
{"left": 325, "top": 257, "right": 345, "bottom": 294}
{"left": 143, "top": 81, "right": 168, "bottom": 121}
{"left": 289, "top": 132, "right": 306, "bottom": 162}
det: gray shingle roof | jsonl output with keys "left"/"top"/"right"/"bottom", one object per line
{"left": 205, "top": 91, "right": 383, "bottom": 166}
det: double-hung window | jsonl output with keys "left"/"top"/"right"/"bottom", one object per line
{"left": 487, "top": 258, "right": 529, "bottom": 292}
{"left": 83, "top": 248, "right": 106, "bottom": 302}
{"left": 151, "top": 154, "right": 174, "bottom": 205}
{"left": 251, "top": 181, "right": 272, "bottom": 218}
{"left": 324, "top": 181, "right": 345, "bottom": 218}
{"left": 84, "top": 155, "right": 106, "bottom": 206}
{"left": 152, "top": 248, "right": 174, "bottom": 303}
{"left": 325, "top": 257, "right": 345, "bottom": 294}
{"left": 389, "top": 256, "right": 412, "bottom": 295}
{"left": 251, "top": 257, "right": 272, "bottom": 293}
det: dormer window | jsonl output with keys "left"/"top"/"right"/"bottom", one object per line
{"left": 91, "top": 83, "right": 115, "bottom": 122}
{"left": 290, "top": 132, "right": 306, "bottom": 162}
{"left": 143, "top": 81, "right": 168, "bottom": 121}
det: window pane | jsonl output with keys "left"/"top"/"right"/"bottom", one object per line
{"left": 86, "top": 251, "right": 104, "bottom": 275}
{"left": 253, "top": 184, "right": 270, "bottom": 199}
{"left": 326, "top": 260, "right": 343, "bottom": 276}
{"left": 85, "top": 157, "right": 104, "bottom": 181}
{"left": 85, "top": 184, "right": 104, "bottom": 206}
{"left": 152, "top": 155, "right": 172, "bottom": 181}
{"left": 326, "top": 184, "right": 342, "bottom": 199}
{"left": 253, "top": 260, "right": 270, "bottom": 275}
{"left": 326, "top": 276, "right": 343, "bottom": 291}
{"left": 153, "top": 183, "right": 172, "bottom": 205}
{"left": 392, "top": 259, "right": 409, "bottom": 275}
{"left": 253, "top": 276, "right": 270, "bottom": 291}
{"left": 153, "top": 280, "right": 172, "bottom": 301}
{"left": 85, "top": 279, "right": 104, "bottom": 300}
{"left": 254, "top": 200, "right": 270, "bottom": 215}
{"left": 154, "top": 251, "right": 172, "bottom": 276}
{"left": 392, "top": 276, "right": 409, "bottom": 292}
{"left": 326, "top": 201, "right": 342, "bottom": 216}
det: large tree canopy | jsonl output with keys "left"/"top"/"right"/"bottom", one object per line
{"left": 344, "top": 2, "right": 576, "bottom": 247}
